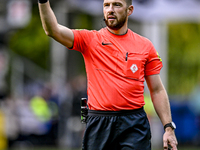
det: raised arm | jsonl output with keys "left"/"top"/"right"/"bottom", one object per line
{"left": 38, "top": 0, "right": 74, "bottom": 48}
{"left": 145, "top": 74, "right": 178, "bottom": 150}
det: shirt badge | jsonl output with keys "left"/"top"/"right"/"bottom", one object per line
{"left": 130, "top": 64, "right": 138, "bottom": 74}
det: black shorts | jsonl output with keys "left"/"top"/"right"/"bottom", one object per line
{"left": 82, "top": 107, "right": 151, "bottom": 150}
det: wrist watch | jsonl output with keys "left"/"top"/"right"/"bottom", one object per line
{"left": 164, "top": 122, "right": 176, "bottom": 130}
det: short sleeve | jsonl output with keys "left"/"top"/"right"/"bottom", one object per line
{"left": 145, "top": 45, "right": 163, "bottom": 76}
{"left": 69, "top": 29, "right": 94, "bottom": 53}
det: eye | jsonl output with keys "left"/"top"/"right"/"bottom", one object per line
{"left": 104, "top": 3, "right": 110, "bottom": 7}
{"left": 114, "top": 2, "right": 122, "bottom": 7}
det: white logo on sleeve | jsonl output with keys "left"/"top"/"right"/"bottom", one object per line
{"left": 130, "top": 64, "right": 138, "bottom": 74}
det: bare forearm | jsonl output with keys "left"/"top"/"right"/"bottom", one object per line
{"left": 38, "top": 1, "right": 74, "bottom": 48}
{"left": 146, "top": 75, "right": 178, "bottom": 149}
{"left": 38, "top": 1, "right": 58, "bottom": 37}
{"left": 151, "top": 88, "right": 172, "bottom": 126}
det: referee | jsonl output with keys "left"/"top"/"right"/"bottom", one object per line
{"left": 38, "top": 0, "right": 178, "bottom": 149}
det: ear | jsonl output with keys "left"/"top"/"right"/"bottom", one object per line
{"left": 127, "top": 5, "right": 134, "bottom": 16}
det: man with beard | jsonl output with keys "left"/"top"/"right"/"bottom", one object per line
{"left": 38, "top": 0, "right": 178, "bottom": 149}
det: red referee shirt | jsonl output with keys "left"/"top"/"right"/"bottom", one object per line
{"left": 70, "top": 28, "right": 163, "bottom": 111}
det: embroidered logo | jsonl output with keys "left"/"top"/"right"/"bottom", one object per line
{"left": 130, "top": 64, "right": 138, "bottom": 74}
{"left": 102, "top": 42, "right": 112, "bottom": 45}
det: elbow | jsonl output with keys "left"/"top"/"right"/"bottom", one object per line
{"left": 44, "top": 29, "right": 54, "bottom": 38}
{"left": 44, "top": 28, "right": 52, "bottom": 37}
{"left": 45, "top": 31, "right": 52, "bottom": 37}
{"left": 43, "top": 24, "right": 59, "bottom": 38}
{"left": 43, "top": 25, "right": 59, "bottom": 38}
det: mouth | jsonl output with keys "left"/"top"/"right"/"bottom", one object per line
{"left": 107, "top": 15, "right": 116, "bottom": 20}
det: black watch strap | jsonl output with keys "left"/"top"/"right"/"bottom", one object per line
{"left": 164, "top": 122, "right": 176, "bottom": 130}
{"left": 38, "top": 0, "right": 48, "bottom": 4}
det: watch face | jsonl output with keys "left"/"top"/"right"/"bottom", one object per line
{"left": 172, "top": 122, "right": 176, "bottom": 129}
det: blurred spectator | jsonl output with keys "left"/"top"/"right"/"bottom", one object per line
{"left": 64, "top": 74, "right": 87, "bottom": 148}
{"left": 70, "top": 74, "right": 87, "bottom": 116}
{"left": 1, "top": 82, "right": 61, "bottom": 148}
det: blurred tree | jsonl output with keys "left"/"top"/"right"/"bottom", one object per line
{"left": 168, "top": 23, "right": 200, "bottom": 95}
{"left": 9, "top": 5, "right": 50, "bottom": 70}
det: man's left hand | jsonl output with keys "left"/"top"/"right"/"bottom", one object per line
{"left": 163, "top": 128, "right": 178, "bottom": 150}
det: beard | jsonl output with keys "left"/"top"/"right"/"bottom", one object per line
{"left": 105, "top": 12, "right": 127, "bottom": 30}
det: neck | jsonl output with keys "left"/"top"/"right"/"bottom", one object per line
{"left": 106, "top": 25, "right": 128, "bottom": 35}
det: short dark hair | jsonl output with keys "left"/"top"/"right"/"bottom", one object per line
{"left": 126, "top": 0, "right": 132, "bottom": 6}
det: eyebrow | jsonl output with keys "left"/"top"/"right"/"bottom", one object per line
{"left": 103, "top": 2, "right": 123, "bottom": 6}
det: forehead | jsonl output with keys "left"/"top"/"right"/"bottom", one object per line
{"left": 103, "top": 0, "right": 126, "bottom": 4}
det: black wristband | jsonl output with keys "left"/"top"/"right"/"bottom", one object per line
{"left": 38, "top": 0, "right": 48, "bottom": 4}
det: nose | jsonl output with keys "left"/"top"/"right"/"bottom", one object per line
{"left": 107, "top": 5, "right": 114, "bottom": 13}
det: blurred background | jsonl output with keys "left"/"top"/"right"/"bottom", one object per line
{"left": 0, "top": 0, "right": 200, "bottom": 150}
